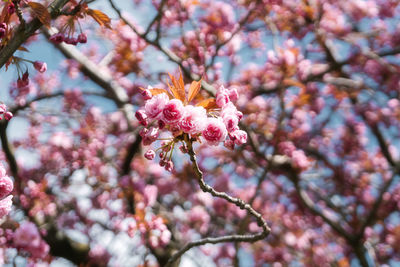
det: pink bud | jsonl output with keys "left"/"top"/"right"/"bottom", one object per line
{"left": 65, "top": 37, "right": 78, "bottom": 45}
{"left": 142, "top": 127, "right": 159, "bottom": 145}
{"left": 33, "top": 61, "right": 47, "bottom": 73}
{"left": 0, "top": 176, "right": 13, "bottom": 199}
{"left": 135, "top": 109, "right": 148, "bottom": 126}
{"left": 144, "top": 150, "right": 155, "bottom": 160}
{"left": 165, "top": 161, "right": 174, "bottom": 172}
{"left": 49, "top": 33, "right": 64, "bottom": 44}
{"left": 159, "top": 159, "right": 166, "bottom": 167}
{"left": 22, "top": 71, "right": 29, "bottom": 81}
{"left": 77, "top": 33, "right": 87, "bottom": 44}
{"left": 4, "top": 112, "right": 13, "bottom": 121}
{"left": 141, "top": 89, "right": 152, "bottom": 100}
{"left": 0, "top": 104, "right": 6, "bottom": 114}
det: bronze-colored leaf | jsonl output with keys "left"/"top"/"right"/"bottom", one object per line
{"left": 187, "top": 78, "right": 202, "bottom": 103}
{"left": 87, "top": 9, "right": 111, "bottom": 29}
{"left": 196, "top": 98, "right": 217, "bottom": 110}
{"left": 168, "top": 71, "right": 186, "bottom": 102}
{"left": 28, "top": 2, "right": 51, "bottom": 28}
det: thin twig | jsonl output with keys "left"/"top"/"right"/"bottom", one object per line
{"left": 165, "top": 140, "right": 271, "bottom": 267}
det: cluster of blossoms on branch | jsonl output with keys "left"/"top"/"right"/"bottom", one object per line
{"left": 49, "top": 32, "right": 87, "bottom": 46}
{"left": 135, "top": 72, "right": 247, "bottom": 171}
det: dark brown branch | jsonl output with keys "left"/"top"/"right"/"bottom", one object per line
{"left": 13, "top": 0, "right": 26, "bottom": 27}
{"left": 121, "top": 135, "right": 142, "bottom": 175}
{"left": 143, "top": 0, "right": 168, "bottom": 37}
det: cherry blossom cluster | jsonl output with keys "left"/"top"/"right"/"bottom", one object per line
{"left": 0, "top": 163, "right": 13, "bottom": 218}
{"left": 135, "top": 82, "right": 247, "bottom": 171}
{"left": 12, "top": 221, "right": 50, "bottom": 259}
{"left": 0, "top": 103, "right": 13, "bottom": 121}
{"left": 50, "top": 32, "right": 87, "bottom": 45}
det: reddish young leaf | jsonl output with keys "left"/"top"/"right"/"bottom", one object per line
{"left": 87, "top": 9, "right": 112, "bottom": 29}
{"left": 196, "top": 98, "right": 217, "bottom": 110}
{"left": 187, "top": 79, "right": 202, "bottom": 103}
{"left": 167, "top": 71, "right": 186, "bottom": 102}
{"left": 28, "top": 2, "right": 51, "bottom": 28}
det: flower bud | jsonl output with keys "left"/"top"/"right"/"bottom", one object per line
{"left": 4, "top": 112, "right": 13, "bottom": 121}
{"left": 33, "top": 61, "right": 47, "bottom": 73}
{"left": 49, "top": 33, "right": 64, "bottom": 44}
{"left": 144, "top": 150, "right": 155, "bottom": 160}
{"left": 0, "top": 104, "right": 6, "bottom": 114}
{"left": 77, "top": 33, "right": 87, "bottom": 44}
{"left": 141, "top": 89, "right": 152, "bottom": 100}
{"left": 165, "top": 161, "right": 174, "bottom": 172}
{"left": 135, "top": 109, "right": 148, "bottom": 126}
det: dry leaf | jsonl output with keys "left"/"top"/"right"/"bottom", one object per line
{"left": 87, "top": 9, "right": 111, "bottom": 29}
{"left": 196, "top": 98, "right": 217, "bottom": 110}
{"left": 187, "top": 79, "right": 202, "bottom": 103}
{"left": 28, "top": 2, "right": 51, "bottom": 28}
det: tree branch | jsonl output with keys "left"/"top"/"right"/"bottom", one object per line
{"left": 165, "top": 140, "right": 271, "bottom": 267}
{"left": 42, "top": 27, "right": 136, "bottom": 130}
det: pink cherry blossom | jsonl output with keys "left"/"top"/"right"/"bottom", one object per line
{"left": 0, "top": 175, "right": 13, "bottom": 199}
{"left": 135, "top": 109, "right": 148, "bottom": 126}
{"left": 145, "top": 93, "right": 169, "bottom": 119}
{"left": 216, "top": 86, "right": 230, "bottom": 107}
{"left": 144, "top": 149, "right": 156, "bottom": 160}
{"left": 230, "top": 130, "right": 247, "bottom": 145}
{"left": 202, "top": 118, "right": 227, "bottom": 145}
{"left": 179, "top": 105, "right": 207, "bottom": 134}
{"left": 162, "top": 99, "right": 184, "bottom": 124}
{"left": 14, "top": 222, "right": 41, "bottom": 248}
